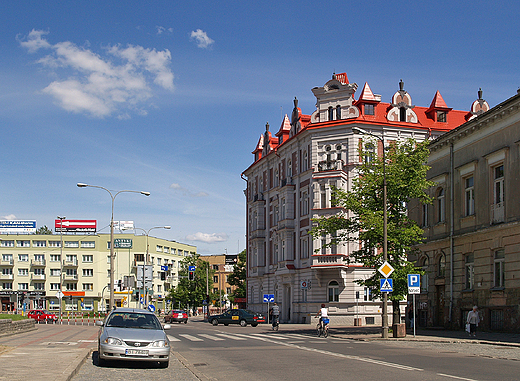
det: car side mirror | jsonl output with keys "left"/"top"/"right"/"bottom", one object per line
{"left": 96, "top": 320, "right": 104, "bottom": 326}
{"left": 163, "top": 324, "right": 171, "bottom": 330}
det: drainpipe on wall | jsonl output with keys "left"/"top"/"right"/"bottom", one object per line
{"left": 449, "top": 143, "right": 454, "bottom": 326}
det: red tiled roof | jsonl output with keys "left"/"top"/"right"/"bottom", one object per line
{"left": 358, "top": 82, "right": 377, "bottom": 102}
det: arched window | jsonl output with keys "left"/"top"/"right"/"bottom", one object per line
{"left": 336, "top": 105, "right": 341, "bottom": 120}
{"left": 328, "top": 107, "right": 334, "bottom": 121}
{"left": 420, "top": 256, "right": 429, "bottom": 292}
{"left": 328, "top": 280, "right": 339, "bottom": 302}
{"left": 399, "top": 107, "right": 407, "bottom": 122}
{"left": 438, "top": 254, "right": 446, "bottom": 278}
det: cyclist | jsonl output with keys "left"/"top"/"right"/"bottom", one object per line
{"left": 316, "top": 303, "right": 329, "bottom": 331}
{"left": 270, "top": 303, "right": 280, "bottom": 329}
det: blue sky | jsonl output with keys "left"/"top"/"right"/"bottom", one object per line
{"left": 1, "top": 1, "right": 519, "bottom": 255}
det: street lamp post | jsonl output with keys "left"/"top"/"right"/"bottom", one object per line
{"left": 352, "top": 126, "right": 389, "bottom": 339}
{"left": 57, "top": 216, "right": 65, "bottom": 324}
{"left": 133, "top": 226, "right": 171, "bottom": 309}
{"left": 77, "top": 183, "right": 150, "bottom": 312}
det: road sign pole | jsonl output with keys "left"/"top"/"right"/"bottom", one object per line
{"left": 413, "top": 293, "right": 416, "bottom": 338}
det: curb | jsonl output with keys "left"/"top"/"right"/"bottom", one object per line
{"left": 60, "top": 347, "right": 94, "bottom": 381}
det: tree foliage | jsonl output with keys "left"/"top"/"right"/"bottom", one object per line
{"left": 227, "top": 249, "right": 247, "bottom": 302}
{"left": 311, "top": 138, "right": 433, "bottom": 321}
{"left": 166, "top": 254, "right": 217, "bottom": 311}
{"left": 36, "top": 225, "right": 53, "bottom": 234}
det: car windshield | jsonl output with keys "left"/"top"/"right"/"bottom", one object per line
{"left": 106, "top": 312, "right": 162, "bottom": 330}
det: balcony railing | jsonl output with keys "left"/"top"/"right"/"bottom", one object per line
{"left": 311, "top": 254, "right": 348, "bottom": 268}
{"left": 31, "top": 259, "right": 46, "bottom": 267}
{"left": 317, "top": 160, "right": 344, "bottom": 172}
{"left": 0, "top": 274, "right": 14, "bottom": 280}
{"left": 249, "top": 229, "right": 266, "bottom": 239}
{"left": 0, "top": 259, "right": 14, "bottom": 266}
{"left": 31, "top": 274, "right": 46, "bottom": 280}
{"left": 63, "top": 259, "right": 78, "bottom": 267}
{"left": 63, "top": 274, "right": 78, "bottom": 280}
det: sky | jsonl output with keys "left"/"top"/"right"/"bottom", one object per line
{"left": 1, "top": 1, "right": 519, "bottom": 255}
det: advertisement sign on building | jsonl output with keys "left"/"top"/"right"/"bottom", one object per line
{"left": 54, "top": 219, "right": 96, "bottom": 232}
{"left": 114, "top": 221, "right": 134, "bottom": 230}
{"left": 0, "top": 220, "right": 36, "bottom": 234}
{"left": 114, "top": 238, "right": 132, "bottom": 249}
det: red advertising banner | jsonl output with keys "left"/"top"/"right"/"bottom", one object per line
{"left": 55, "top": 219, "right": 97, "bottom": 232}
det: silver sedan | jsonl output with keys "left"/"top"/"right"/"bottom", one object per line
{"left": 97, "top": 308, "right": 171, "bottom": 367}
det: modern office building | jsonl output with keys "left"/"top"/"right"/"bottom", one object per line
{"left": 0, "top": 232, "right": 196, "bottom": 313}
{"left": 408, "top": 89, "right": 520, "bottom": 331}
{"left": 243, "top": 72, "right": 476, "bottom": 325}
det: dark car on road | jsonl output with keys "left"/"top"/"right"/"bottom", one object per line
{"left": 164, "top": 310, "right": 188, "bottom": 324}
{"left": 27, "top": 309, "right": 58, "bottom": 323}
{"left": 209, "top": 309, "right": 265, "bottom": 327}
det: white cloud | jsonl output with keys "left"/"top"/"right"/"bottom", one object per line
{"left": 190, "top": 29, "right": 214, "bottom": 49}
{"left": 156, "top": 26, "right": 173, "bottom": 35}
{"left": 185, "top": 232, "right": 228, "bottom": 243}
{"left": 18, "top": 30, "right": 175, "bottom": 118}
{"left": 170, "top": 183, "right": 209, "bottom": 197}
{"left": 2, "top": 214, "right": 16, "bottom": 220}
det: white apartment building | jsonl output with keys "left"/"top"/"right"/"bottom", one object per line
{"left": 0, "top": 233, "right": 196, "bottom": 313}
{"left": 243, "top": 73, "right": 475, "bottom": 325}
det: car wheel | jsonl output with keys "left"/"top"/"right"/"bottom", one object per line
{"left": 183, "top": 320, "right": 187, "bottom": 324}
{"left": 224, "top": 323, "right": 229, "bottom": 326}
{"left": 239, "top": 320, "right": 247, "bottom": 327}
{"left": 211, "top": 319, "right": 219, "bottom": 326}
{"left": 159, "top": 360, "right": 169, "bottom": 368}
{"left": 251, "top": 323, "right": 258, "bottom": 327}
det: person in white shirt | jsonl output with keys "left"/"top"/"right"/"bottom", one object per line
{"left": 466, "top": 306, "right": 480, "bottom": 337}
{"left": 316, "top": 303, "right": 329, "bottom": 329}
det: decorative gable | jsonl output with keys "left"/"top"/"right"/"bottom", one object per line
{"left": 387, "top": 79, "right": 418, "bottom": 123}
{"left": 468, "top": 88, "right": 490, "bottom": 121}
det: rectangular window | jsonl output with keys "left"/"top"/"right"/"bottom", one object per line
{"left": 83, "top": 283, "right": 93, "bottom": 291}
{"left": 1, "top": 240, "right": 14, "bottom": 247}
{"left": 212, "top": 265, "right": 219, "bottom": 270}
{"left": 33, "top": 283, "right": 45, "bottom": 290}
{"left": 82, "top": 269, "right": 94, "bottom": 277}
{"left": 66, "top": 269, "right": 77, "bottom": 276}
{"left": 422, "top": 204, "right": 428, "bottom": 227}
{"left": 18, "top": 283, "right": 29, "bottom": 290}
{"left": 2, "top": 254, "right": 13, "bottom": 262}
{"left": 34, "top": 268, "right": 44, "bottom": 275}
{"left": 171, "top": 248, "right": 176, "bottom": 255}
{"left": 164, "top": 247, "right": 169, "bottom": 254}
{"left": 2, "top": 268, "right": 12, "bottom": 275}
{"left": 157, "top": 285, "right": 162, "bottom": 293}
{"left": 364, "top": 104, "right": 375, "bottom": 115}
{"left": 2, "top": 283, "right": 13, "bottom": 290}
{"left": 364, "top": 287, "right": 372, "bottom": 301}
{"left": 494, "top": 165, "right": 504, "bottom": 204}
{"left": 213, "top": 275, "right": 219, "bottom": 283}
{"left": 50, "top": 269, "right": 61, "bottom": 277}
{"left": 64, "top": 241, "right": 79, "bottom": 248}
{"left": 82, "top": 255, "right": 93, "bottom": 263}
{"left": 300, "top": 237, "right": 309, "bottom": 259}
{"left": 48, "top": 241, "right": 61, "bottom": 247}
{"left": 34, "top": 254, "right": 45, "bottom": 262}
{"left": 213, "top": 287, "right": 218, "bottom": 294}
{"left": 18, "top": 268, "right": 29, "bottom": 276}
{"left": 81, "top": 241, "right": 95, "bottom": 248}
{"left": 16, "top": 240, "right": 30, "bottom": 247}
{"left": 33, "top": 240, "right": 47, "bottom": 247}
{"left": 50, "top": 283, "right": 60, "bottom": 290}
{"left": 437, "top": 111, "right": 446, "bottom": 122}
{"left": 66, "top": 283, "right": 77, "bottom": 291}
{"left": 157, "top": 258, "right": 161, "bottom": 265}
{"left": 65, "top": 255, "right": 77, "bottom": 264}
{"left": 50, "top": 254, "right": 61, "bottom": 262}
{"left": 465, "top": 176, "right": 475, "bottom": 216}
{"left": 156, "top": 245, "right": 163, "bottom": 252}
{"left": 494, "top": 249, "right": 505, "bottom": 288}
{"left": 18, "top": 254, "right": 29, "bottom": 262}
{"left": 465, "top": 254, "right": 474, "bottom": 289}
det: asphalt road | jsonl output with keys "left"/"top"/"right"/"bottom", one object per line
{"left": 71, "top": 320, "right": 520, "bottom": 381}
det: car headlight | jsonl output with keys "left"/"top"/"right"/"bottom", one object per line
{"left": 151, "top": 340, "right": 169, "bottom": 348}
{"left": 104, "top": 337, "right": 123, "bottom": 345}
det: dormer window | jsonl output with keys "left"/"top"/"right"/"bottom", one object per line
{"left": 364, "top": 104, "right": 375, "bottom": 115}
{"left": 437, "top": 111, "right": 446, "bottom": 122}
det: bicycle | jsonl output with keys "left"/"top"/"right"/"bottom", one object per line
{"left": 316, "top": 317, "right": 329, "bottom": 337}
{"left": 272, "top": 315, "right": 279, "bottom": 331}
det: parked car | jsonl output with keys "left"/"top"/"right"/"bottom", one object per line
{"left": 27, "top": 309, "right": 58, "bottom": 323}
{"left": 164, "top": 310, "right": 188, "bottom": 324}
{"left": 97, "top": 308, "right": 171, "bottom": 368}
{"left": 209, "top": 309, "right": 265, "bottom": 327}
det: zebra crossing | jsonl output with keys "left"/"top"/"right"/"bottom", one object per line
{"left": 167, "top": 331, "right": 345, "bottom": 344}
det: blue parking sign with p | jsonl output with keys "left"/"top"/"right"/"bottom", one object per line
{"left": 408, "top": 274, "right": 420, "bottom": 294}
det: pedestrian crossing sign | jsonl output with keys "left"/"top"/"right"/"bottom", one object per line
{"left": 380, "top": 278, "right": 393, "bottom": 292}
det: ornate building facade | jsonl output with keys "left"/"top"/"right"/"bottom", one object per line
{"left": 243, "top": 72, "right": 474, "bottom": 324}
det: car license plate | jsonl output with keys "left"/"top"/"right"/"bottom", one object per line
{"left": 125, "top": 349, "right": 148, "bottom": 356}
{"left": 257, "top": 319, "right": 265, "bottom": 323}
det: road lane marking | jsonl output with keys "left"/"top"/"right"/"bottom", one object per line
{"left": 167, "top": 335, "right": 181, "bottom": 342}
{"left": 250, "top": 333, "right": 290, "bottom": 340}
{"left": 214, "top": 333, "right": 247, "bottom": 340}
{"left": 198, "top": 334, "right": 225, "bottom": 341}
{"left": 247, "top": 334, "right": 423, "bottom": 372}
{"left": 437, "top": 374, "right": 478, "bottom": 381}
{"left": 179, "top": 334, "right": 204, "bottom": 342}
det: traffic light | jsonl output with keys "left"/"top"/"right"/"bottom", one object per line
{"left": 69, "top": 295, "right": 73, "bottom": 303}
{"left": 160, "top": 272, "right": 166, "bottom": 281}
{"left": 188, "top": 270, "right": 194, "bottom": 281}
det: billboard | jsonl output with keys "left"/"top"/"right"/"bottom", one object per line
{"left": 55, "top": 219, "right": 96, "bottom": 232}
{"left": 0, "top": 220, "right": 36, "bottom": 233}
{"left": 114, "top": 221, "right": 134, "bottom": 230}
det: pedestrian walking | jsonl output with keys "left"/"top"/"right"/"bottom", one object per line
{"left": 466, "top": 306, "right": 480, "bottom": 337}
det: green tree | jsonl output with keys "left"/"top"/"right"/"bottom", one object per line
{"left": 227, "top": 250, "right": 247, "bottom": 303}
{"left": 312, "top": 138, "right": 433, "bottom": 324}
{"left": 36, "top": 225, "right": 53, "bottom": 234}
{"left": 166, "top": 254, "right": 216, "bottom": 312}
